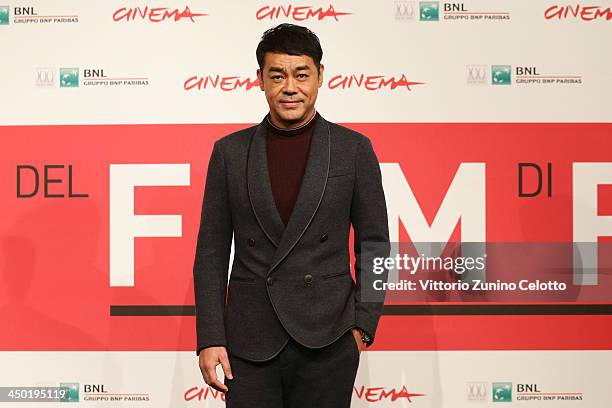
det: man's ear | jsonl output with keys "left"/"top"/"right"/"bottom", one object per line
{"left": 318, "top": 63, "right": 324, "bottom": 87}
{"left": 257, "top": 68, "right": 264, "bottom": 91}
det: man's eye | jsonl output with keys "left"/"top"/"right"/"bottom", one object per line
{"left": 271, "top": 75, "right": 283, "bottom": 80}
{"left": 298, "top": 74, "right": 308, "bottom": 79}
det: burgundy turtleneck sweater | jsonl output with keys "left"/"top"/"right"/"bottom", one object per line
{"left": 266, "top": 110, "right": 320, "bottom": 226}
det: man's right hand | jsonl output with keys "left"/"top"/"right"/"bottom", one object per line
{"left": 198, "top": 346, "right": 233, "bottom": 393}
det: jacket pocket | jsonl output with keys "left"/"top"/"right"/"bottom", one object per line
{"left": 327, "top": 167, "right": 352, "bottom": 178}
{"left": 229, "top": 275, "right": 256, "bottom": 284}
{"left": 322, "top": 268, "right": 350, "bottom": 280}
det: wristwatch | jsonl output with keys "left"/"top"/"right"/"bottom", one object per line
{"left": 356, "top": 327, "right": 372, "bottom": 345}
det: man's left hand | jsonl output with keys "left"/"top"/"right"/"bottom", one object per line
{"left": 351, "top": 328, "right": 365, "bottom": 354}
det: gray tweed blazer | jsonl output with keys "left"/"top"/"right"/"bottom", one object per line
{"left": 193, "top": 112, "right": 390, "bottom": 362}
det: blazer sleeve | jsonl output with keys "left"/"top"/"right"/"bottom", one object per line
{"left": 351, "top": 136, "right": 390, "bottom": 348}
{"left": 193, "top": 140, "right": 233, "bottom": 356}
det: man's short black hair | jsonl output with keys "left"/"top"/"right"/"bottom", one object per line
{"left": 256, "top": 23, "right": 323, "bottom": 74}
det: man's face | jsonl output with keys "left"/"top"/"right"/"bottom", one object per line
{"left": 257, "top": 52, "right": 324, "bottom": 128}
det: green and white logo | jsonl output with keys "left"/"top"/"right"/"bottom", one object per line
{"left": 60, "top": 68, "right": 79, "bottom": 87}
{"left": 492, "top": 382, "right": 512, "bottom": 402}
{"left": 59, "top": 383, "right": 79, "bottom": 402}
{"left": 419, "top": 1, "right": 439, "bottom": 21}
{"left": 0, "top": 6, "right": 9, "bottom": 25}
{"left": 492, "top": 65, "right": 512, "bottom": 85}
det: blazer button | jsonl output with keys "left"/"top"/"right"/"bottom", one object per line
{"left": 248, "top": 238, "right": 256, "bottom": 247}
{"left": 304, "top": 274, "right": 313, "bottom": 284}
{"left": 320, "top": 233, "right": 328, "bottom": 242}
{"left": 266, "top": 276, "right": 274, "bottom": 286}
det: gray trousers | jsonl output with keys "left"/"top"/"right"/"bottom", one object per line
{"left": 224, "top": 328, "right": 360, "bottom": 408}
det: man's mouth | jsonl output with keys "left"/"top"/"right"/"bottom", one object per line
{"left": 280, "top": 100, "right": 301, "bottom": 108}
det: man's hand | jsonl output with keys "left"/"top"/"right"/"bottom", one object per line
{"left": 351, "top": 328, "right": 365, "bottom": 354}
{"left": 199, "top": 346, "right": 233, "bottom": 393}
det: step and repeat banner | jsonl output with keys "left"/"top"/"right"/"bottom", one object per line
{"left": 1, "top": 0, "right": 611, "bottom": 406}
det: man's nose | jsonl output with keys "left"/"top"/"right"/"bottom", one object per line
{"left": 283, "top": 76, "right": 297, "bottom": 94}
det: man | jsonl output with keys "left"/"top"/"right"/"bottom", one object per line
{"left": 193, "top": 23, "right": 390, "bottom": 407}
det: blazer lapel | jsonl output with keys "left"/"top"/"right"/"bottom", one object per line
{"left": 247, "top": 113, "right": 331, "bottom": 276}
{"left": 247, "top": 116, "right": 286, "bottom": 247}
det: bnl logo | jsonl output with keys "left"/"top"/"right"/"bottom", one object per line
{"left": 60, "top": 382, "right": 80, "bottom": 402}
{"left": 420, "top": 1, "right": 439, "bottom": 20}
{"left": 60, "top": 68, "right": 79, "bottom": 87}
{"left": 492, "top": 65, "right": 512, "bottom": 85}
{"left": 0, "top": 6, "right": 9, "bottom": 25}
{"left": 492, "top": 382, "right": 512, "bottom": 402}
